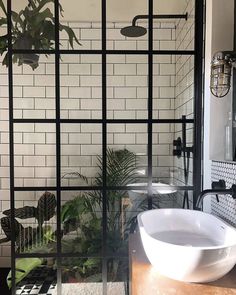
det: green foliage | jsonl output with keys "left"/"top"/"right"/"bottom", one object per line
{"left": 0, "top": 192, "right": 56, "bottom": 251}
{"left": 2, "top": 149, "right": 141, "bottom": 284}
{"left": 7, "top": 258, "right": 43, "bottom": 289}
{"left": 0, "top": 0, "right": 81, "bottom": 69}
{"left": 62, "top": 256, "right": 102, "bottom": 282}
{"left": 61, "top": 148, "right": 139, "bottom": 281}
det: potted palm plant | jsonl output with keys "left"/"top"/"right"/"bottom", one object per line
{"left": 0, "top": 0, "right": 80, "bottom": 69}
{"left": 61, "top": 148, "right": 140, "bottom": 283}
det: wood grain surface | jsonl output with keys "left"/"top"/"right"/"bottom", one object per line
{"left": 129, "top": 232, "right": 236, "bottom": 295}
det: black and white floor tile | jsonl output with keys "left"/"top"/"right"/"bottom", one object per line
{"left": 16, "top": 267, "right": 56, "bottom": 295}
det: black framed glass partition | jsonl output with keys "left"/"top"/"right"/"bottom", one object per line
{"left": 5, "top": 0, "right": 204, "bottom": 294}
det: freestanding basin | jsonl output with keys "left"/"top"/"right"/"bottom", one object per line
{"left": 138, "top": 209, "right": 236, "bottom": 282}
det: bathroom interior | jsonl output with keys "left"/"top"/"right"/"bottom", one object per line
{"left": 0, "top": 0, "right": 236, "bottom": 294}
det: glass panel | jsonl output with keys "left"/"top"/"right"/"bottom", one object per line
{"left": 60, "top": 54, "right": 102, "bottom": 119}
{"left": 107, "top": 124, "right": 148, "bottom": 186}
{"left": 11, "top": 0, "right": 55, "bottom": 51}
{"left": 173, "top": 122, "right": 194, "bottom": 186}
{"left": 175, "top": 55, "right": 194, "bottom": 119}
{"left": 12, "top": 55, "right": 56, "bottom": 119}
{"left": 153, "top": 55, "right": 194, "bottom": 119}
{"left": 107, "top": 190, "right": 148, "bottom": 257}
{"left": 61, "top": 257, "right": 102, "bottom": 294}
{"left": 6, "top": 191, "right": 57, "bottom": 255}
{"left": 13, "top": 123, "right": 56, "bottom": 188}
{"left": 153, "top": 0, "right": 195, "bottom": 51}
{"left": 175, "top": 0, "right": 195, "bottom": 51}
{"left": 59, "top": 0, "right": 101, "bottom": 50}
{"left": 107, "top": 0, "right": 148, "bottom": 50}
{"left": 153, "top": 55, "right": 175, "bottom": 120}
{"left": 61, "top": 124, "right": 102, "bottom": 187}
{"left": 152, "top": 123, "right": 194, "bottom": 187}
{"left": 106, "top": 206, "right": 129, "bottom": 256}
{"left": 0, "top": 0, "right": 7, "bottom": 74}
{"left": 61, "top": 191, "right": 102, "bottom": 255}
{"left": 107, "top": 55, "right": 148, "bottom": 119}
{"left": 14, "top": 257, "right": 57, "bottom": 295}
{"left": 107, "top": 258, "right": 128, "bottom": 294}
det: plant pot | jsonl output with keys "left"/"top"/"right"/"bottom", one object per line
{"left": 15, "top": 35, "right": 39, "bottom": 68}
{"left": 20, "top": 53, "right": 39, "bottom": 67}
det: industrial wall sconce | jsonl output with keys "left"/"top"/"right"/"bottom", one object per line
{"left": 210, "top": 51, "right": 236, "bottom": 98}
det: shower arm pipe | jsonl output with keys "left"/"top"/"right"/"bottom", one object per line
{"left": 132, "top": 13, "right": 188, "bottom": 26}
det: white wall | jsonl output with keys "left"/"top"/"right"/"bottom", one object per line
{"left": 9, "top": 0, "right": 187, "bottom": 22}
{"left": 203, "top": 0, "right": 235, "bottom": 212}
{"left": 208, "top": 0, "right": 234, "bottom": 161}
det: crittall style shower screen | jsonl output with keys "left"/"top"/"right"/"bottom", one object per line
{"left": 5, "top": 0, "right": 204, "bottom": 294}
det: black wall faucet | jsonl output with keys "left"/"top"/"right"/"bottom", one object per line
{"left": 196, "top": 180, "right": 236, "bottom": 210}
{"left": 173, "top": 116, "right": 194, "bottom": 158}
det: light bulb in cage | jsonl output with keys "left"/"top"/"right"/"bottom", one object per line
{"left": 210, "top": 51, "right": 236, "bottom": 98}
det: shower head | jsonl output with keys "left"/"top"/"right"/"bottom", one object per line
{"left": 121, "top": 13, "right": 188, "bottom": 38}
{"left": 120, "top": 25, "right": 147, "bottom": 38}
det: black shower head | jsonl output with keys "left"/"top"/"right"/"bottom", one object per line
{"left": 121, "top": 13, "right": 188, "bottom": 38}
{"left": 120, "top": 25, "right": 147, "bottom": 38}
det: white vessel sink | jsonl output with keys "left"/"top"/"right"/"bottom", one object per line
{"left": 138, "top": 209, "right": 236, "bottom": 283}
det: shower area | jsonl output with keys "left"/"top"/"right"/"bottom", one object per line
{"left": 0, "top": 0, "right": 204, "bottom": 294}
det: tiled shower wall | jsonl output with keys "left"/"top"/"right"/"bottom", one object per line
{"left": 211, "top": 161, "right": 236, "bottom": 226}
{"left": 0, "top": 21, "right": 178, "bottom": 266}
{"left": 173, "top": 0, "right": 195, "bottom": 206}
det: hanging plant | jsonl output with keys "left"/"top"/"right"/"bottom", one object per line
{"left": 0, "top": 0, "right": 81, "bottom": 70}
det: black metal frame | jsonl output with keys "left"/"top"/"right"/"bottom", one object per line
{"left": 6, "top": 0, "right": 204, "bottom": 294}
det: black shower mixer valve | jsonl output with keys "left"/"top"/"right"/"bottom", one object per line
{"left": 173, "top": 137, "right": 194, "bottom": 158}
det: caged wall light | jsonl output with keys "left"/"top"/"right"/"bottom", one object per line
{"left": 210, "top": 51, "right": 236, "bottom": 98}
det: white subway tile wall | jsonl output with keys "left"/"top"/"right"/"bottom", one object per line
{"left": 173, "top": 0, "right": 195, "bottom": 208}
{"left": 0, "top": 8, "right": 194, "bottom": 265}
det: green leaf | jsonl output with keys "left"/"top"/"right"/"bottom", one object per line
{"left": 62, "top": 171, "right": 88, "bottom": 184}
{"left": 11, "top": 11, "right": 25, "bottom": 29}
{"left": 1, "top": 0, "right": 81, "bottom": 68}
{"left": 2, "top": 52, "right": 8, "bottom": 66}
{"left": 3, "top": 206, "right": 36, "bottom": 219}
{"left": 32, "top": 8, "right": 54, "bottom": 27}
{"left": 0, "top": 17, "right": 7, "bottom": 26}
{"left": 38, "top": 20, "right": 55, "bottom": 43}
{"left": 83, "top": 258, "right": 100, "bottom": 268}
{"left": 0, "top": 0, "right": 7, "bottom": 16}
{"left": 0, "top": 34, "right": 8, "bottom": 54}
{"left": 28, "top": 0, "right": 37, "bottom": 10}
{"left": 59, "top": 24, "right": 81, "bottom": 48}
{"left": 7, "top": 258, "right": 43, "bottom": 288}
{"left": 35, "top": 0, "right": 63, "bottom": 15}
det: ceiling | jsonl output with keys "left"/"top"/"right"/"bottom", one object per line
{"left": 11, "top": 0, "right": 188, "bottom": 22}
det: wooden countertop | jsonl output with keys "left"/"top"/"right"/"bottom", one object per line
{"left": 129, "top": 232, "right": 236, "bottom": 295}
